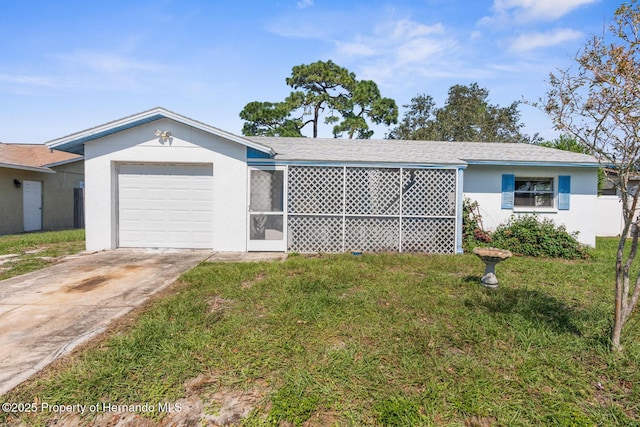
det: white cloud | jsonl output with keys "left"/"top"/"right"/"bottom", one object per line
{"left": 48, "top": 50, "right": 172, "bottom": 89}
{"left": 487, "top": 0, "right": 598, "bottom": 22}
{"left": 510, "top": 28, "right": 584, "bottom": 51}
{"left": 332, "top": 19, "right": 459, "bottom": 86}
{"left": 55, "top": 50, "right": 164, "bottom": 74}
{"left": 329, "top": 19, "right": 451, "bottom": 61}
{"left": 0, "top": 73, "right": 57, "bottom": 87}
{"left": 335, "top": 21, "right": 447, "bottom": 60}
{"left": 395, "top": 37, "right": 449, "bottom": 64}
{"left": 297, "top": 0, "right": 313, "bottom": 8}
{"left": 4, "top": 50, "right": 176, "bottom": 92}
{"left": 388, "top": 20, "right": 444, "bottom": 40}
{"left": 469, "top": 30, "right": 482, "bottom": 41}
{"left": 266, "top": 11, "right": 513, "bottom": 91}
{"left": 264, "top": 18, "right": 330, "bottom": 39}
{"left": 335, "top": 40, "right": 378, "bottom": 57}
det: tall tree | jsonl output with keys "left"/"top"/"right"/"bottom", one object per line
{"left": 389, "top": 83, "right": 535, "bottom": 143}
{"left": 538, "top": 0, "right": 640, "bottom": 352}
{"left": 240, "top": 60, "right": 398, "bottom": 139}
{"left": 239, "top": 101, "right": 303, "bottom": 137}
{"left": 537, "top": 134, "right": 590, "bottom": 153}
{"left": 332, "top": 80, "right": 399, "bottom": 139}
{"left": 387, "top": 94, "right": 437, "bottom": 140}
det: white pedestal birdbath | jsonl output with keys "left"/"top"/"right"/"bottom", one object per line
{"left": 472, "top": 247, "right": 513, "bottom": 288}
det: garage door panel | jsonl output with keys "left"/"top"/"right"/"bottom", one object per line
{"left": 193, "top": 190, "right": 214, "bottom": 201}
{"left": 120, "top": 188, "right": 144, "bottom": 199}
{"left": 145, "top": 188, "right": 166, "bottom": 200}
{"left": 169, "top": 210, "right": 190, "bottom": 222}
{"left": 145, "top": 209, "right": 167, "bottom": 221}
{"left": 193, "top": 210, "right": 213, "bottom": 222}
{"left": 192, "top": 232, "right": 214, "bottom": 245}
{"left": 146, "top": 232, "right": 176, "bottom": 246}
{"left": 190, "top": 206, "right": 214, "bottom": 215}
{"left": 169, "top": 189, "right": 190, "bottom": 200}
{"left": 120, "top": 230, "right": 143, "bottom": 244}
{"left": 118, "top": 164, "right": 214, "bottom": 248}
{"left": 168, "top": 231, "right": 190, "bottom": 243}
{"left": 119, "top": 209, "right": 143, "bottom": 221}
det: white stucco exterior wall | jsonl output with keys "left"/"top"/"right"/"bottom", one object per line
{"left": 463, "top": 165, "right": 599, "bottom": 247}
{"left": 84, "top": 118, "right": 248, "bottom": 252}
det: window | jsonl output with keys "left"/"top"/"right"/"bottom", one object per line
{"left": 514, "top": 177, "right": 553, "bottom": 207}
{"left": 501, "top": 174, "right": 571, "bottom": 210}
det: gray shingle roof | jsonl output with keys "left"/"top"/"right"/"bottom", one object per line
{"left": 247, "top": 137, "right": 599, "bottom": 167}
{"left": 41, "top": 105, "right": 598, "bottom": 167}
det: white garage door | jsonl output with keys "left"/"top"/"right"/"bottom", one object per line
{"left": 118, "top": 164, "right": 214, "bottom": 248}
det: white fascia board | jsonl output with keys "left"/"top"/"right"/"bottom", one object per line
{"left": 247, "top": 159, "right": 468, "bottom": 169}
{"left": 43, "top": 157, "right": 84, "bottom": 168}
{"left": 465, "top": 160, "right": 600, "bottom": 168}
{"left": 0, "top": 163, "right": 55, "bottom": 173}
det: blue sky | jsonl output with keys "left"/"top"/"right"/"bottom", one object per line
{"left": 0, "top": 0, "right": 617, "bottom": 143}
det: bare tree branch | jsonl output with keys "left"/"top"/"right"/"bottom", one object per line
{"left": 532, "top": 0, "right": 640, "bottom": 352}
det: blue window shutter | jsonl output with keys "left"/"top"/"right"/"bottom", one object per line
{"left": 501, "top": 174, "right": 515, "bottom": 209}
{"left": 558, "top": 175, "right": 571, "bottom": 210}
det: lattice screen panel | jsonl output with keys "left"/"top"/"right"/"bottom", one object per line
{"left": 344, "top": 217, "right": 400, "bottom": 252}
{"left": 401, "top": 217, "right": 456, "bottom": 253}
{"left": 286, "top": 166, "right": 457, "bottom": 254}
{"left": 402, "top": 169, "right": 456, "bottom": 217}
{"left": 345, "top": 168, "right": 400, "bottom": 215}
{"left": 288, "top": 215, "right": 343, "bottom": 253}
{"left": 288, "top": 166, "right": 343, "bottom": 214}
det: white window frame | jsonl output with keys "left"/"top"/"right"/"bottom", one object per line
{"left": 513, "top": 177, "right": 555, "bottom": 209}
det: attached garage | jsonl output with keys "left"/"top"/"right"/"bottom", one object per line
{"left": 117, "top": 164, "right": 214, "bottom": 248}
{"left": 45, "top": 108, "right": 254, "bottom": 252}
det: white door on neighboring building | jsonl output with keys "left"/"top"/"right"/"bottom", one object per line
{"left": 248, "top": 167, "right": 286, "bottom": 251}
{"left": 23, "top": 180, "right": 42, "bottom": 232}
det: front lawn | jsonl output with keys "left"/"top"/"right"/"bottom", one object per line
{"left": 0, "top": 229, "right": 85, "bottom": 280}
{"left": 3, "top": 238, "right": 639, "bottom": 426}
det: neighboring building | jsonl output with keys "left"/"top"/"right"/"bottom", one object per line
{"left": 46, "top": 107, "right": 600, "bottom": 253}
{"left": 0, "top": 143, "right": 84, "bottom": 235}
{"left": 594, "top": 170, "right": 640, "bottom": 237}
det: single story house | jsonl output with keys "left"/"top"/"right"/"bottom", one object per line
{"left": 46, "top": 107, "right": 600, "bottom": 253}
{"left": 0, "top": 143, "right": 84, "bottom": 235}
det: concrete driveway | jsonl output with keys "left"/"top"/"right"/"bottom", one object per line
{"left": 0, "top": 248, "right": 215, "bottom": 396}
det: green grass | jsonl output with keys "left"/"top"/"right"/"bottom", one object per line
{"left": 3, "top": 237, "right": 640, "bottom": 426}
{"left": 0, "top": 229, "right": 85, "bottom": 280}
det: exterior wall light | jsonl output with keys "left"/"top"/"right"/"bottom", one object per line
{"left": 154, "top": 129, "right": 172, "bottom": 143}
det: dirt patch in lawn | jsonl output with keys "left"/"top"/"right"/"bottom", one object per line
{"left": 44, "top": 375, "right": 269, "bottom": 427}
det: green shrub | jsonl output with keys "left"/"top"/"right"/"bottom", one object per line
{"left": 491, "top": 215, "right": 588, "bottom": 259}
